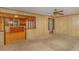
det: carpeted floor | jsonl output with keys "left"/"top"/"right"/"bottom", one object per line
{"left": 0, "top": 34, "right": 79, "bottom": 51}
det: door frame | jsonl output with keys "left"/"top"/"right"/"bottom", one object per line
{"left": 48, "top": 18, "right": 55, "bottom": 33}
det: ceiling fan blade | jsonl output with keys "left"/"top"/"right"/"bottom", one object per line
{"left": 53, "top": 9, "right": 64, "bottom": 16}
{"left": 57, "top": 12, "right": 64, "bottom": 15}
{"left": 53, "top": 12, "right": 64, "bottom": 15}
{"left": 54, "top": 9, "right": 63, "bottom": 12}
{"left": 58, "top": 10, "right": 63, "bottom": 12}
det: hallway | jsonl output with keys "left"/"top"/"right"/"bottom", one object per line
{"left": 0, "top": 34, "right": 79, "bottom": 51}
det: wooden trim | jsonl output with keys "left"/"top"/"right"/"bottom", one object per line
{"left": 0, "top": 12, "right": 36, "bottom": 19}
{"left": 0, "top": 12, "right": 28, "bottom": 18}
{"left": 53, "top": 19, "right": 55, "bottom": 30}
{"left": 3, "top": 17, "right": 6, "bottom": 45}
{"left": 25, "top": 22, "right": 26, "bottom": 40}
{"left": 52, "top": 19, "right": 55, "bottom": 33}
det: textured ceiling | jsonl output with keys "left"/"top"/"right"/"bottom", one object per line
{"left": 6, "top": 7, "right": 79, "bottom": 16}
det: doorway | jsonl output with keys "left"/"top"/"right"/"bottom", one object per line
{"left": 48, "top": 18, "right": 55, "bottom": 33}
{"left": 4, "top": 17, "right": 26, "bottom": 45}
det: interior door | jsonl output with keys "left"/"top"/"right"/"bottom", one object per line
{"left": 4, "top": 17, "right": 26, "bottom": 45}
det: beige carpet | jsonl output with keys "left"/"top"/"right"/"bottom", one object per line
{"left": 0, "top": 34, "right": 79, "bottom": 51}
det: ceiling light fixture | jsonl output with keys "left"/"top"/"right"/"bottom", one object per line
{"left": 14, "top": 15, "right": 19, "bottom": 18}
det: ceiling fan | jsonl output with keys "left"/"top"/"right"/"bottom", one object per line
{"left": 48, "top": 9, "right": 64, "bottom": 18}
{"left": 53, "top": 9, "right": 64, "bottom": 15}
